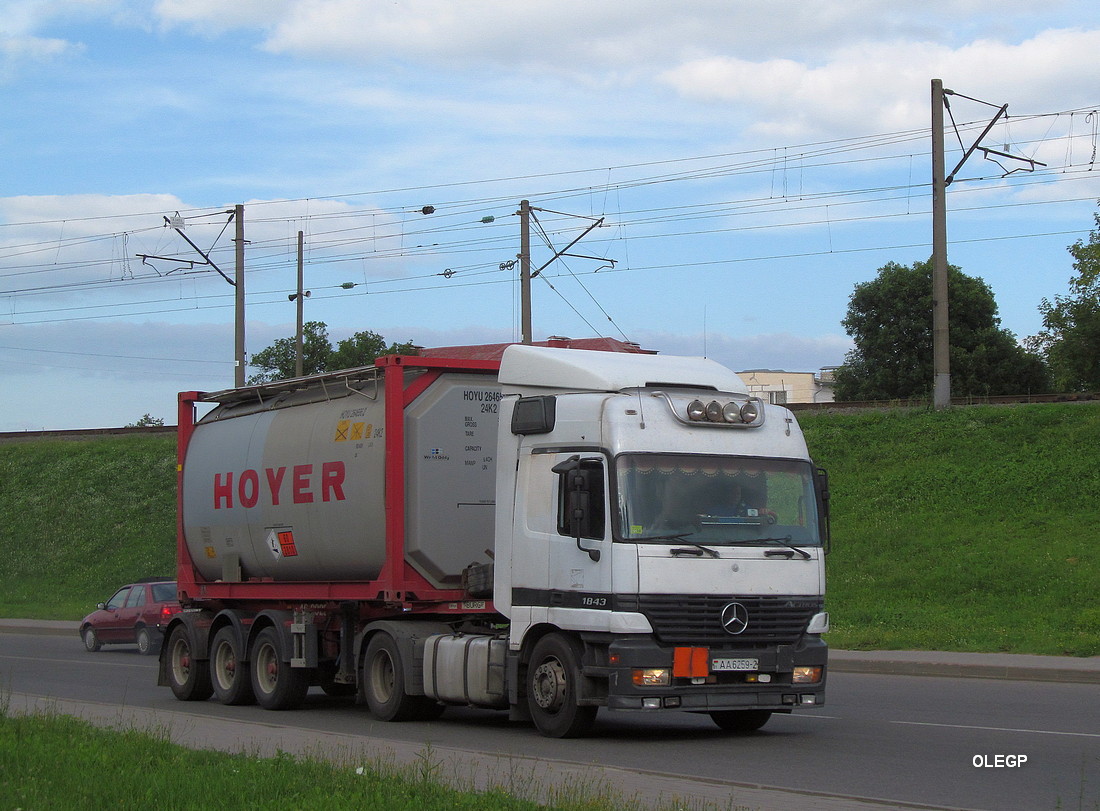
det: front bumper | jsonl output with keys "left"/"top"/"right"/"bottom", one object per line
{"left": 600, "top": 635, "right": 827, "bottom": 712}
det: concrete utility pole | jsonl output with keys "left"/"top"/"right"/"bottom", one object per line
{"left": 515, "top": 199, "right": 611, "bottom": 345}
{"left": 519, "top": 199, "right": 533, "bottom": 344}
{"left": 234, "top": 204, "right": 246, "bottom": 388}
{"left": 931, "top": 80, "right": 950, "bottom": 410}
{"left": 294, "top": 230, "right": 306, "bottom": 378}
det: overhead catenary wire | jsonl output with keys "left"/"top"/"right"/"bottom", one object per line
{"left": 0, "top": 106, "right": 1098, "bottom": 337}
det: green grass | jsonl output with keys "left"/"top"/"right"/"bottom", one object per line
{"left": 800, "top": 403, "right": 1100, "bottom": 656}
{"left": 0, "top": 435, "right": 176, "bottom": 619}
{"left": 0, "top": 710, "right": 627, "bottom": 811}
{"left": 1, "top": 403, "right": 1098, "bottom": 655}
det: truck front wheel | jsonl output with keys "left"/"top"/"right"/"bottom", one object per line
{"left": 362, "top": 633, "right": 443, "bottom": 722}
{"left": 709, "top": 709, "right": 772, "bottom": 732}
{"left": 527, "top": 633, "right": 597, "bottom": 738}
{"left": 250, "top": 627, "right": 308, "bottom": 710}
{"left": 165, "top": 625, "right": 213, "bottom": 702}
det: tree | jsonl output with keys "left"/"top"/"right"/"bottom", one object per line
{"left": 247, "top": 321, "right": 334, "bottom": 384}
{"left": 126, "top": 413, "right": 165, "bottom": 427}
{"left": 330, "top": 330, "right": 418, "bottom": 371}
{"left": 834, "top": 259, "right": 1050, "bottom": 401}
{"left": 1027, "top": 209, "right": 1100, "bottom": 391}
{"left": 247, "top": 322, "right": 417, "bottom": 384}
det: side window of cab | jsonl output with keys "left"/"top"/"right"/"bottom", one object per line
{"left": 555, "top": 456, "right": 605, "bottom": 541}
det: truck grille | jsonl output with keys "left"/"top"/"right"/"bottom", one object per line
{"left": 631, "top": 594, "right": 822, "bottom": 646}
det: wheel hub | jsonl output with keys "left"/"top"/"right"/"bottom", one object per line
{"left": 531, "top": 659, "right": 566, "bottom": 711}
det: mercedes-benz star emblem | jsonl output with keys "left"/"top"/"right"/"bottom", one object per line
{"left": 720, "top": 602, "right": 749, "bottom": 635}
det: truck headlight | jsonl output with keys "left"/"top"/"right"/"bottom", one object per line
{"left": 632, "top": 668, "right": 671, "bottom": 686}
{"left": 793, "top": 666, "right": 823, "bottom": 684}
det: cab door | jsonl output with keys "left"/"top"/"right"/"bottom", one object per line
{"left": 507, "top": 449, "right": 612, "bottom": 633}
{"left": 546, "top": 452, "right": 613, "bottom": 629}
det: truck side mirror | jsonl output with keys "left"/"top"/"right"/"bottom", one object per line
{"left": 552, "top": 455, "right": 604, "bottom": 562}
{"left": 815, "top": 466, "right": 831, "bottom": 553}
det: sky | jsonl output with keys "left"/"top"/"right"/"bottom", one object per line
{"left": 2, "top": 1, "right": 1100, "bottom": 430}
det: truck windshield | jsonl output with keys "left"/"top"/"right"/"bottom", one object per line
{"left": 615, "top": 454, "right": 822, "bottom": 546}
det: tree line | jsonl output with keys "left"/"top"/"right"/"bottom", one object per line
{"left": 247, "top": 205, "right": 1100, "bottom": 399}
{"left": 834, "top": 206, "right": 1100, "bottom": 400}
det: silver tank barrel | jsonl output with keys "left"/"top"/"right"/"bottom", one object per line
{"left": 181, "top": 369, "right": 500, "bottom": 587}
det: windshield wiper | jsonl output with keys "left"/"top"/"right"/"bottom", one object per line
{"left": 631, "top": 533, "right": 721, "bottom": 558}
{"left": 670, "top": 541, "right": 720, "bottom": 558}
{"left": 727, "top": 535, "right": 812, "bottom": 560}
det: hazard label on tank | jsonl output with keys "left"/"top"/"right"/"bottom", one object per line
{"left": 335, "top": 420, "right": 367, "bottom": 442}
{"left": 266, "top": 528, "right": 299, "bottom": 558}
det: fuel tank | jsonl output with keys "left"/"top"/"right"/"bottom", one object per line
{"left": 181, "top": 368, "right": 500, "bottom": 587}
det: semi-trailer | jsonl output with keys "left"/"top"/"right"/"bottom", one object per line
{"left": 160, "top": 343, "right": 830, "bottom": 737}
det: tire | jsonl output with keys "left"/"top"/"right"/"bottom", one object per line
{"left": 709, "top": 709, "right": 772, "bottom": 733}
{"left": 136, "top": 626, "right": 156, "bottom": 656}
{"left": 81, "top": 626, "right": 101, "bottom": 652}
{"left": 210, "top": 627, "right": 256, "bottom": 706}
{"left": 165, "top": 624, "right": 214, "bottom": 702}
{"left": 250, "top": 627, "right": 308, "bottom": 711}
{"left": 362, "top": 633, "right": 442, "bottom": 722}
{"left": 526, "top": 633, "right": 597, "bottom": 738}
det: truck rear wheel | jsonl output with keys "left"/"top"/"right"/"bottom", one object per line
{"left": 709, "top": 709, "right": 772, "bottom": 733}
{"left": 210, "top": 627, "right": 255, "bottom": 706}
{"left": 250, "top": 627, "right": 308, "bottom": 710}
{"left": 362, "top": 633, "right": 443, "bottom": 722}
{"left": 165, "top": 624, "right": 213, "bottom": 702}
{"left": 527, "top": 633, "right": 597, "bottom": 738}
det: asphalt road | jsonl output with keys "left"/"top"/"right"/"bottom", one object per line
{"left": 2, "top": 632, "right": 1097, "bottom": 810}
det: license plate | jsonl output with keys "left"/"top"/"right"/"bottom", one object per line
{"left": 711, "top": 658, "right": 759, "bottom": 672}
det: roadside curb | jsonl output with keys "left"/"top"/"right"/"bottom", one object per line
{"left": 4, "top": 618, "right": 1097, "bottom": 685}
{"left": 829, "top": 649, "right": 1100, "bottom": 685}
{"left": 0, "top": 619, "right": 78, "bottom": 637}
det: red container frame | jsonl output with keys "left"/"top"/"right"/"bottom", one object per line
{"left": 175, "top": 354, "right": 501, "bottom": 616}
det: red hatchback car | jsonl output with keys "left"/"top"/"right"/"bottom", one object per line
{"left": 80, "top": 579, "right": 181, "bottom": 655}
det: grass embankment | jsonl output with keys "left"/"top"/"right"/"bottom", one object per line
{"left": 799, "top": 403, "right": 1100, "bottom": 656}
{"left": 0, "top": 435, "right": 176, "bottom": 620}
{"left": 0, "top": 710, "right": 610, "bottom": 811}
{"left": 1, "top": 403, "right": 1097, "bottom": 655}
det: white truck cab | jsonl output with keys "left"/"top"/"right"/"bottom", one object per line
{"left": 493, "top": 345, "right": 829, "bottom": 736}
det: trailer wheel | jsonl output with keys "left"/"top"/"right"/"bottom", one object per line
{"left": 362, "top": 633, "right": 442, "bottom": 722}
{"left": 250, "top": 627, "right": 308, "bottom": 710}
{"left": 81, "top": 626, "right": 101, "bottom": 652}
{"left": 527, "top": 633, "right": 597, "bottom": 738}
{"left": 210, "top": 627, "right": 256, "bottom": 706}
{"left": 709, "top": 710, "right": 772, "bottom": 733}
{"left": 165, "top": 624, "right": 213, "bottom": 701}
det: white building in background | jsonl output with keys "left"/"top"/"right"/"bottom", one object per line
{"left": 738, "top": 367, "right": 839, "bottom": 404}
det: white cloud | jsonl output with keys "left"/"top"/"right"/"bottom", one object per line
{"left": 0, "top": 32, "right": 81, "bottom": 80}
{"left": 153, "top": 0, "right": 292, "bottom": 35}
{"left": 659, "top": 28, "right": 1100, "bottom": 140}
